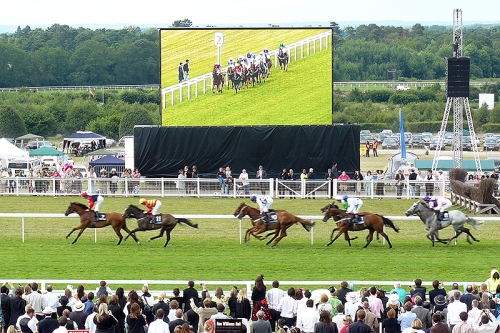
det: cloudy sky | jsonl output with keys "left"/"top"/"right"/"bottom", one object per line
{"left": 1, "top": 0, "right": 499, "bottom": 29}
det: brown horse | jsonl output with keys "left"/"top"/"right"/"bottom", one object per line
{"left": 322, "top": 205, "right": 399, "bottom": 248}
{"left": 122, "top": 205, "right": 198, "bottom": 247}
{"left": 233, "top": 202, "right": 315, "bottom": 248}
{"left": 64, "top": 202, "right": 140, "bottom": 245}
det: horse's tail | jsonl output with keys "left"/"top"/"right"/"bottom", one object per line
{"left": 379, "top": 215, "right": 399, "bottom": 233}
{"left": 177, "top": 218, "right": 198, "bottom": 229}
{"left": 466, "top": 216, "right": 484, "bottom": 230}
{"left": 296, "top": 217, "right": 315, "bottom": 232}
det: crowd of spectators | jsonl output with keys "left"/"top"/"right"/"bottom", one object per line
{"left": 2, "top": 273, "right": 500, "bottom": 333}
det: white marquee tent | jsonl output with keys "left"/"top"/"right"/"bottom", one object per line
{"left": 0, "top": 137, "right": 29, "bottom": 159}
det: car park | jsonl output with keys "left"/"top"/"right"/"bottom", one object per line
{"left": 375, "top": 132, "right": 391, "bottom": 143}
{"left": 483, "top": 133, "right": 496, "bottom": 144}
{"left": 421, "top": 132, "right": 433, "bottom": 144}
{"left": 382, "top": 138, "right": 399, "bottom": 149}
{"left": 443, "top": 132, "right": 454, "bottom": 146}
{"left": 25, "top": 141, "right": 55, "bottom": 150}
{"left": 409, "top": 134, "right": 425, "bottom": 148}
{"left": 429, "top": 137, "right": 445, "bottom": 150}
{"left": 461, "top": 136, "right": 472, "bottom": 151}
{"left": 484, "top": 137, "right": 500, "bottom": 151}
{"left": 381, "top": 129, "right": 393, "bottom": 136}
{"left": 360, "top": 134, "right": 374, "bottom": 144}
{"left": 7, "top": 158, "right": 43, "bottom": 176}
{"left": 360, "top": 130, "right": 371, "bottom": 136}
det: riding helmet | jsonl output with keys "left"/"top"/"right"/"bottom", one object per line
{"left": 250, "top": 195, "right": 257, "bottom": 202}
{"left": 342, "top": 195, "right": 348, "bottom": 200}
{"left": 335, "top": 196, "right": 342, "bottom": 201}
{"left": 247, "top": 52, "right": 251, "bottom": 58}
{"left": 139, "top": 198, "right": 146, "bottom": 204}
{"left": 81, "top": 191, "right": 87, "bottom": 197}
{"left": 422, "top": 196, "right": 431, "bottom": 202}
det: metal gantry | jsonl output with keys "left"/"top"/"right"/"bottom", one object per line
{"left": 431, "top": 9, "right": 482, "bottom": 174}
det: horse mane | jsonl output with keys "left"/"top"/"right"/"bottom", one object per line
{"left": 128, "top": 204, "right": 142, "bottom": 211}
{"left": 72, "top": 202, "right": 88, "bottom": 210}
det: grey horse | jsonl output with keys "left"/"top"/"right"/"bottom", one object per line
{"left": 405, "top": 201, "right": 483, "bottom": 246}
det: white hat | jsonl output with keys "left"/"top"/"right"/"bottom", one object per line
{"left": 43, "top": 306, "right": 53, "bottom": 315}
{"left": 74, "top": 301, "right": 84, "bottom": 311}
{"left": 111, "top": 168, "right": 116, "bottom": 172}
{"left": 346, "top": 291, "right": 359, "bottom": 303}
{"left": 388, "top": 293, "right": 399, "bottom": 306}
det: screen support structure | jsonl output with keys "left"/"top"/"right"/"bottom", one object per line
{"left": 432, "top": 9, "right": 481, "bottom": 174}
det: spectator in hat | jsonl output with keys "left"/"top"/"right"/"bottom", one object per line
{"left": 70, "top": 301, "right": 88, "bottom": 330}
{"left": 38, "top": 307, "right": 59, "bottom": 333}
{"left": 433, "top": 294, "right": 448, "bottom": 313}
{"left": 384, "top": 294, "right": 401, "bottom": 319}
{"left": 109, "top": 168, "right": 119, "bottom": 195}
{"left": 344, "top": 292, "right": 361, "bottom": 319}
{"left": 57, "top": 296, "right": 72, "bottom": 318}
{"left": 99, "top": 169, "right": 108, "bottom": 194}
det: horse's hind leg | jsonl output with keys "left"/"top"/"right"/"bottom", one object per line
{"left": 112, "top": 227, "right": 124, "bottom": 245}
{"left": 377, "top": 230, "right": 393, "bottom": 248}
{"left": 363, "top": 230, "right": 375, "bottom": 248}
{"left": 149, "top": 227, "right": 166, "bottom": 242}
{"left": 66, "top": 228, "right": 78, "bottom": 239}
{"left": 265, "top": 230, "right": 281, "bottom": 246}
{"left": 461, "top": 227, "right": 479, "bottom": 243}
{"left": 271, "top": 228, "right": 288, "bottom": 248}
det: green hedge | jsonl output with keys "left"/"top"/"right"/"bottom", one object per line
{"left": 481, "top": 123, "right": 500, "bottom": 133}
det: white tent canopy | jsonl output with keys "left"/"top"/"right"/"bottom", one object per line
{"left": 0, "top": 137, "right": 29, "bottom": 159}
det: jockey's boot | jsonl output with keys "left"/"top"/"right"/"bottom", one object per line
{"left": 262, "top": 214, "right": 270, "bottom": 228}
{"left": 439, "top": 211, "right": 444, "bottom": 220}
{"left": 94, "top": 211, "right": 99, "bottom": 221}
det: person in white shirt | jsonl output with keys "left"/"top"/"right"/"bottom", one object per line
{"left": 473, "top": 311, "right": 498, "bottom": 333}
{"left": 16, "top": 307, "right": 38, "bottom": 333}
{"left": 296, "top": 299, "right": 319, "bottom": 333}
{"left": 85, "top": 311, "right": 97, "bottom": 333}
{"left": 43, "top": 285, "right": 59, "bottom": 317}
{"left": 53, "top": 316, "right": 69, "bottom": 333}
{"left": 239, "top": 169, "right": 250, "bottom": 196}
{"left": 267, "top": 280, "right": 285, "bottom": 332}
{"left": 148, "top": 309, "right": 170, "bottom": 333}
{"left": 95, "top": 281, "right": 113, "bottom": 297}
{"left": 278, "top": 288, "right": 297, "bottom": 328}
{"left": 24, "top": 282, "right": 44, "bottom": 320}
{"left": 447, "top": 292, "right": 468, "bottom": 330}
{"left": 467, "top": 300, "right": 482, "bottom": 326}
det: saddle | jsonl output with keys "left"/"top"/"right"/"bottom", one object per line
{"left": 268, "top": 210, "right": 278, "bottom": 224}
{"left": 437, "top": 211, "right": 449, "bottom": 221}
{"left": 150, "top": 213, "right": 162, "bottom": 225}
{"left": 92, "top": 212, "right": 106, "bottom": 221}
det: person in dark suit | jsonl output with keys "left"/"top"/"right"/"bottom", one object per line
{"left": 430, "top": 313, "right": 449, "bottom": 333}
{"left": 337, "top": 281, "right": 353, "bottom": 305}
{"left": 347, "top": 310, "right": 372, "bottom": 333}
{"left": 38, "top": 307, "right": 59, "bottom": 333}
{"left": 182, "top": 281, "right": 199, "bottom": 313}
{"left": 325, "top": 168, "right": 334, "bottom": 198}
{"left": 9, "top": 287, "right": 27, "bottom": 326}
{"left": 168, "top": 309, "right": 188, "bottom": 333}
{"left": 251, "top": 310, "right": 272, "bottom": 333}
{"left": 1, "top": 285, "right": 12, "bottom": 329}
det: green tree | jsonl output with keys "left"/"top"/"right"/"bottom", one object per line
{"left": 0, "top": 105, "right": 26, "bottom": 137}
{"left": 172, "top": 19, "right": 193, "bottom": 27}
{"left": 87, "top": 114, "right": 122, "bottom": 139}
{"left": 119, "top": 104, "right": 154, "bottom": 137}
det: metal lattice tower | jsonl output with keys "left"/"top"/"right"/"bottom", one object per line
{"left": 432, "top": 9, "right": 482, "bottom": 174}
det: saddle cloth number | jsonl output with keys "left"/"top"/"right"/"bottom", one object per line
{"left": 270, "top": 213, "right": 278, "bottom": 221}
{"left": 443, "top": 212, "right": 449, "bottom": 219}
{"left": 154, "top": 214, "right": 162, "bottom": 223}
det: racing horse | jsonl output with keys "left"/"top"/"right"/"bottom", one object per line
{"left": 322, "top": 205, "right": 399, "bottom": 248}
{"left": 405, "top": 201, "right": 483, "bottom": 246}
{"left": 259, "top": 61, "right": 269, "bottom": 82}
{"left": 248, "top": 62, "right": 260, "bottom": 86}
{"left": 230, "top": 68, "right": 245, "bottom": 93}
{"left": 233, "top": 202, "right": 315, "bottom": 248}
{"left": 122, "top": 205, "right": 198, "bottom": 247}
{"left": 64, "top": 202, "right": 140, "bottom": 245}
{"left": 212, "top": 70, "right": 224, "bottom": 94}
{"left": 278, "top": 48, "right": 288, "bottom": 72}
{"left": 226, "top": 66, "right": 234, "bottom": 90}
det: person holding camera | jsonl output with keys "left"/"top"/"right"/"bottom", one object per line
{"left": 472, "top": 309, "right": 498, "bottom": 333}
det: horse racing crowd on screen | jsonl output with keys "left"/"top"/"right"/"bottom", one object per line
{"left": 2, "top": 272, "right": 500, "bottom": 333}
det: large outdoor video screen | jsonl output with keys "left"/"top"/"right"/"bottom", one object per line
{"left": 159, "top": 27, "right": 333, "bottom": 126}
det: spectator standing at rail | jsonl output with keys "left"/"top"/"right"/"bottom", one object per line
{"left": 239, "top": 169, "right": 250, "bottom": 196}
{"left": 43, "top": 285, "right": 59, "bottom": 319}
{"left": 267, "top": 281, "right": 284, "bottom": 332}
{"left": 251, "top": 275, "right": 270, "bottom": 321}
{"left": 178, "top": 62, "right": 184, "bottom": 83}
{"left": 182, "top": 281, "right": 199, "bottom": 314}
{"left": 256, "top": 165, "right": 267, "bottom": 195}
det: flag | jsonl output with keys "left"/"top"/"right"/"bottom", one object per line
{"left": 399, "top": 108, "right": 407, "bottom": 160}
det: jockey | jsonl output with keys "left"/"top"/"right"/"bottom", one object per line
{"left": 246, "top": 52, "right": 253, "bottom": 66}
{"left": 343, "top": 195, "right": 364, "bottom": 224}
{"left": 81, "top": 191, "right": 104, "bottom": 220}
{"left": 279, "top": 42, "right": 288, "bottom": 53}
{"left": 423, "top": 196, "right": 452, "bottom": 220}
{"left": 250, "top": 194, "right": 274, "bottom": 226}
{"left": 234, "top": 63, "right": 243, "bottom": 76}
{"left": 139, "top": 198, "right": 162, "bottom": 220}
{"left": 213, "top": 63, "right": 222, "bottom": 75}
{"left": 335, "top": 196, "right": 348, "bottom": 211}
{"left": 228, "top": 58, "right": 235, "bottom": 69}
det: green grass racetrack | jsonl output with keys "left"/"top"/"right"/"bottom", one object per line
{"left": 1, "top": 196, "right": 498, "bottom": 290}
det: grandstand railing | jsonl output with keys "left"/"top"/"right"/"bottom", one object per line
{"left": 160, "top": 31, "right": 332, "bottom": 108}
{"left": 0, "top": 177, "right": 455, "bottom": 199}
{"left": 0, "top": 279, "right": 484, "bottom": 297}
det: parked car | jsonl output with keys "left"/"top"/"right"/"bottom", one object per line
{"left": 381, "top": 129, "right": 393, "bottom": 136}
{"left": 25, "top": 140, "right": 55, "bottom": 150}
{"left": 409, "top": 135, "right": 425, "bottom": 148}
{"left": 484, "top": 137, "right": 500, "bottom": 151}
{"left": 461, "top": 136, "right": 472, "bottom": 151}
{"left": 375, "top": 132, "right": 391, "bottom": 143}
{"left": 360, "top": 134, "right": 374, "bottom": 144}
{"left": 429, "top": 137, "right": 445, "bottom": 150}
{"left": 382, "top": 138, "right": 399, "bottom": 149}
{"left": 421, "top": 132, "right": 433, "bottom": 144}
{"left": 404, "top": 132, "right": 412, "bottom": 144}
{"left": 360, "top": 130, "right": 371, "bottom": 136}
{"left": 482, "top": 133, "right": 496, "bottom": 144}
{"left": 444, "top": 132, "right": 455, "bottom": 146}
{"left": 106, "top": 138, "right": 116, "bottom": 147}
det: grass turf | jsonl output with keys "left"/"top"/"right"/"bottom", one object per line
{"left": 1, "top": 195, "right": 498, "bottom": 290}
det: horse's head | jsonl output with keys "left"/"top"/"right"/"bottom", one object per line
{"left": 65, "top": 202, "right": 87, "bottom": 216}
{"left": 320, "top": 202, "right": 338, "bottom": 213}
{"left": 405, "top": 201, "right": 423, "bottom": 216}
{"left": 322, "top": 208, "right": 335, "bottom": 222}
{"left": 123, "top": 204, "right": 141, "bottom": 218}
{"left": 233, "top": 202, "right": 247, "bottom": 218}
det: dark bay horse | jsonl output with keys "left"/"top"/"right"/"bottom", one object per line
{"left": 405, "top": 201, "right": 483, "bottom": 246}
{"left": 212, "top": 71, "right": 224, "bottom": 93}
{"left": 64, "top": 202, "right": 140, "bottom": 245}
{"left": 322, "top": 206, "right": 399, "bottom": 248}
{"left": 122, "top": 205, "right": 198, "bottom": 247}
{"left": 233, "top": 202, "right": 315, "bottom": 248}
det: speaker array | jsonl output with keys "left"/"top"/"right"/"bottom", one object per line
{"left": 446, "top": 57, "right": 470, "bottom": 98}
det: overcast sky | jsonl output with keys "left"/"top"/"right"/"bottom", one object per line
{"left": 1, "top": 0, "right": 499, "bottom": 30}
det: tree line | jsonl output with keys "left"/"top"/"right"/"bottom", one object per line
{"left": 1, "top": 22, "right": 500, "bottom": 88}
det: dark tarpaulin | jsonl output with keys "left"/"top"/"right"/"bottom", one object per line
{"left": 134, "top": 125, "right": 360, "bottom": 178}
